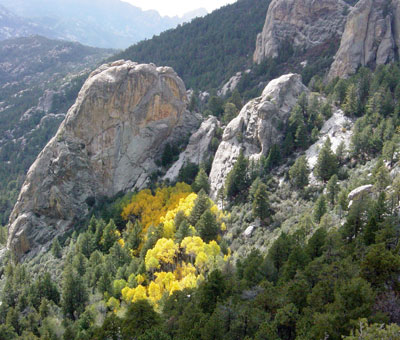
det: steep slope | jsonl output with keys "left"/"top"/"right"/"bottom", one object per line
{"left": 112, "top": 0, "right": 271, "bottom": 90}
{"left": 0, "top": 36, "right": 114, "bottom": 225}
{"left": 328, "top": 0, "right": 400, "bottom": 79}
{"left": 0, "top": 0, "right": 203, "bottom": 48}
{"left": 6, "top": 60, "right": 200, "bottom": 258}
{"left": 209, "top": 73, "right": 308, "bottom": 197}
{"left": 253, "top": 0, "right": 349, "bottom": 64}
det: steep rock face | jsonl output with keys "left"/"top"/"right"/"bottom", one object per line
{"left": 7, "top": 60, "right": 198, "bottom": 258}
{"left": 328, "top": 0, "right": 400, "bottom": 80}
{"left": 253, "top": 0, "right": 348, "bottom": 63}
{"left": 164, "top": 116, "right": 219, "bottom": 182}
{"left": 209, "top": 74, "right": 308, "bottom": 197}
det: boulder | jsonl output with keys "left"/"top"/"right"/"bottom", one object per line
{"left": 253, "top": 0, "right": 348, "bottom": 63}
{"left": 209, "top": 73, "right": 308, "bottom": 197}
{"left": 7, "top": 60, "right": 199, "bottom": 258}
{"left": 348, "top": 184, "right": 373, "bottom": 201}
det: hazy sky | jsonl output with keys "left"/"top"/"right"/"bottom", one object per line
{"left": 123, "top": 0, "right": 236, "bottom": 17}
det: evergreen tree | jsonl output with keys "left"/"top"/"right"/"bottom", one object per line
{"left": 252, "top": 183, "right": 271, "bottom": 223}
{"left": 313, "top": 195, "right": 327, "bottom": 223}
{"left": 343, "top": 83, "right": 361, "bottom": 116}
{"left": 126, "top": 221, "right": 142, "bottom": 251}
{"left": 229, "top": 89, "right": 243, "bottom": 110}
{"left": 77, "top": 232, "right": 94, "bottom": 258}
{"left": 51, "top": 238, "right": 62, "bottom": 259}
{"left": 314, "top": 138, "right": 338, "bottom": 182}
{"left": 295, "top": 123, "right": 309, "bottom": 149}
{"left": 101, "top": 219, "right": 118, "bottom": 253}
{"left": 192, "top": 168, "right": 210, "bottom": 194}
{"left": 264, "top": 144, "right": 281, "bottom": 171}
{"left": 121, "top": 300, "right": 160, "bottom": 339}
{"left": 225, "top": 150, "right": 249, "bottom": 200}
{"left": 175, "top": 220, "right": 192, "bottom": 243}
{"left": 326, "top": 174, "right": 339, "bottom": 205}
{"left": 289, "top": 156, "right": 310, "bottom": 190}
{"left": 189, "top": 189, "right": 211, "bottom": 226}
{"left": 61, "top": 265, "right": 88, "bottom": 320}
{"left": 382, "top": 140, "right": 397, "bottom": 167}
{"left": 196, "top": 209, "right": 219, "bottom": 243}
{"left": 335, "top": 141, "right": 347, "bottom": 165}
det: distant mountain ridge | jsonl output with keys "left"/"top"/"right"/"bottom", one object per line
{"left": 0, "top": 0, "right": 207, "bottom": 48}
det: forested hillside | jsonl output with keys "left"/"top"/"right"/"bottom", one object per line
{"left": 0, "top": 36, "right": 114, "bottom": 224}
{"left": 1, "top": 62, "right": 400, "bottom": 339}
{"left": 113, "top": 0, "right": 271, "bottom": 91}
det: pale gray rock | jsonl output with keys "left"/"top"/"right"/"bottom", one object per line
{"left": 209, "top": 73, "right": 308, "bottom": 197}
{"left": 347, "top": 184, "right": 373, "bottom": 207}
{"left": 164, "top": 116, "right": 219, "bottom": 182}
{"left": 253, "top": 0, "right": 348, "bottom": 63}
{"left": 306, "top": 109, "right": 353, "bottom": 169}
{"left": 218, "top": 72, "right": 242, "bottom": 97}
{"left": 7, "top": 60, "right": 198, "bottom": 258}
{"left": 328, "top": 0, "right": 400, "bottom": 80}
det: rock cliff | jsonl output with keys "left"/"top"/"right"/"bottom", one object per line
{"left": 253, "top": 0, "right": 348, "bottom": 64}
{"left": 164, "top": 116, "right": 219, "bottom": 182}
{"left": 7, "top": 60, "right": 198, "bottom": 258}
{"left": 209, "top": 73, "right": 308, "bottom": 197}
{"left": 328, "top": 0, "right": 400, "bottom": 80}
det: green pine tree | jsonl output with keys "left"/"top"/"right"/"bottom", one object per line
{"left": 225, "top": 150, "right": 249, "bottom": 200}
{"left": 326, "top": 174, "right": 339, "bottom": 205}
{"left": 314, "top": 138, "right": 338, "bottom": 182}
{"left": 192, "top": 168, "right": 210, "bottom": 193}
{"left": 196, "top": 209, "right": 219, "bottom": 243}
{"left": 313, "top": 195, "right": 327, "bottom": 223}
{"left": 252, "top": 183, "right": 271, "bottom": 223}
{"left": 289, "top": 156, "right": 310, "bottom": 190}
{"left": 51, "top": 238, "right": 62, "bottom": 259}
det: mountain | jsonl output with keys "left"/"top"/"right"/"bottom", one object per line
{"left": 112, "top": 0, "right": 271, "bottom": 91}
{"left": 0, "top": 4, "right": 54, "bottom": 40}
{"left": 0, "top": 0, "right": 206, "bottom": 48}
{"left": 2, "top": 0, "right": 400, "bottom": 339}
{"left": 7, "top": 60, "right": 200, "bottom": 257}
{"left": 0, "top": 35, "right": 114, "bottom": 225}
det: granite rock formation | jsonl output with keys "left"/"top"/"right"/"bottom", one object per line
{"left": 7, "top": 60, "right": 199, "bottom": 258}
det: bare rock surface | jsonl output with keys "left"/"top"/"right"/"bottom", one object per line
{"left": 328, "top": 0, "right": 400, "bottom": 80}
{"left": 164, "top": 116, "right": 219, "bottom": 182}
{"left": 253, "top": 0, "right": 348, "bottom": 63}
{"left": 7, "top": 60, "right": 198, "bottom": 258}
{"left": 209, "top": 73, "right": 308, "bottom": 197}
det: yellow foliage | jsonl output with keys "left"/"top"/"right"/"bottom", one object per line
{"left": 136, "top": 274, "right": 145, "bottom": 285}
{"left": 118, "top": 238, "right": 125, "bottom": 248}
{"left": 121, "top": 284, "right": 148, "bottom": 303}
{"left": 221, "top": 222, "right": 227, "bottom": 231}
{"left": 121, "top": 183, "right": 192, "bottom": 234}
{"left": 160, "top": 193, "right": 198, "bottom": 238}
{"left": 145, "top": 238, "right": 178, "bottom": 270}
{"left": 117, "top": 183, "right": 228, "bottom": 307}
{"left": 181, "top": 236, "right": 206, "bottom": 257}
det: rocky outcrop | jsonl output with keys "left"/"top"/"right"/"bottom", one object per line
{"left": 7, "top": 60, "right": 199, "bottom": 258}
{"left": 306, "top": 109, "right": 353, "bottom": 169}
{"left": 253, "top": 0, "right": 348, "bottom": 64}
{"left": 218, "top": 72, "right": 242, "bottom": 97}
{"left": 328, "top": 0, "right": 400, "bottom": 80}
{"left": 209, "top": 73, "right": 308, "bottom": 197}
{"left": 164, "top": 116, "right": 219, "bottom": 182}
